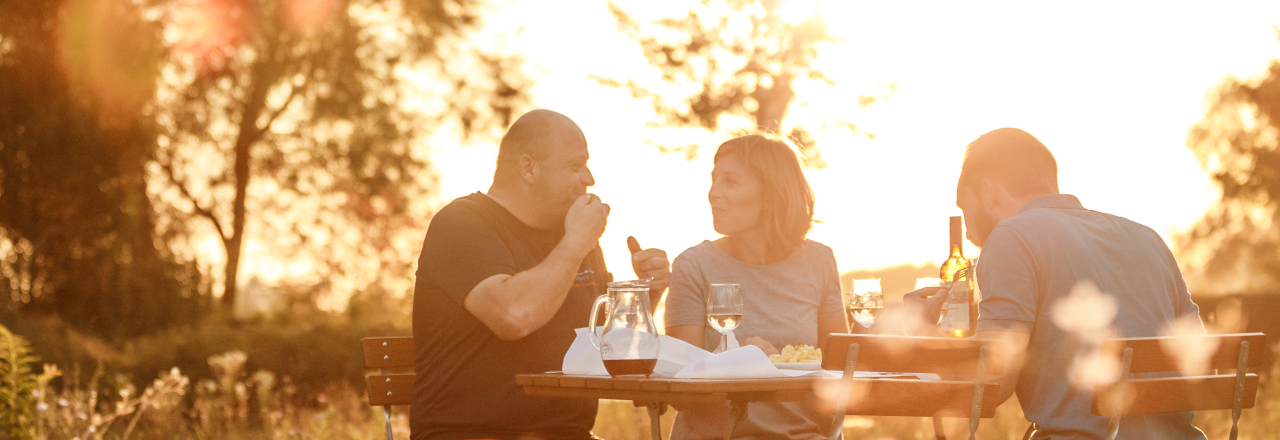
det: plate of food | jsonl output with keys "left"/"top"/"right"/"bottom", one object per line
{"left": 769, "top": 343, "right": 822, "bottom": 370}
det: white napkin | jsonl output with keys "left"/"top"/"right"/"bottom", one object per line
{"left": 562, "top": 328, "right": 711, "bottom": 376}
{"left": 674, "top": 345, "right": 790, "bottom": 379}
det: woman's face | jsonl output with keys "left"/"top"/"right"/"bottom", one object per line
{"left": 709, "top": 153, "right": 765, "bottom": 237}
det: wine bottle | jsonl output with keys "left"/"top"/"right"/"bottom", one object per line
{"left": 938, "top": 216, "right": 977, "bottom": 338}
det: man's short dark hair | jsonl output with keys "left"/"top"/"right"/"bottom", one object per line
{"left": 959, "top": 128, "right": 1059, "bottom": 198}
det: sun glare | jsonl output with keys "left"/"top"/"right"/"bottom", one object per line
{"left": 165, "top": 0, "right": 252, "bottom": 72}
{"left": 777, "top": 0, "right": 817, "bottom": 24}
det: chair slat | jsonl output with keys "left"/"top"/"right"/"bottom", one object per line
{"left": 1091, "top": 374, "right": 1259, "bottom": 416}
{"left": 822, "top": 379, "right": 1002, "bottom": 418}
{"left": 1102, "top": 333, "right": 1265, "bottom": 374}
{"left": 822, "top": 334, "right": 1005, "bottom": 376}
{"left": 366, "top": 373, "right": 416, "bottom": 406}
{"left": 362, "top": 337, "right": 415, "bottom": 369}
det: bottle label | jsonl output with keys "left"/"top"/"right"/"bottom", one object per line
{"left": 938, "top": 281, "right": 970, "bottom": 332}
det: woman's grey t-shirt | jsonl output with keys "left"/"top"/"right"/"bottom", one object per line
{"left": 664, "top": 239, "right": 844, "bottom": 440}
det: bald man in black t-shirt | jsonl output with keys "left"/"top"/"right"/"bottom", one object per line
{"left": 411, "top": 109, "right": 671, "bottom": 440}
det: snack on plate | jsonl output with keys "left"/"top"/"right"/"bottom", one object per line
{"left": 768, "top": 343, "right": 822, "bottom": 363}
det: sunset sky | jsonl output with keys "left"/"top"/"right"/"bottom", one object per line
{"left": 414, "top": 0, "right": 1280, "bottom": 287}
{"left": 204, "top": 0, "right": 1280, "bottom": 302}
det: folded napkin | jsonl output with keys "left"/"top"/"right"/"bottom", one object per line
{"left": 674, "top": 345, "right": 790, "bottom": 379}
{"left": 562, "top": 327, "right": 711, "bottom": 376}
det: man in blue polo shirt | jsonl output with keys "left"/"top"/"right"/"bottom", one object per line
{"left": 909, "top": 128, "right": 1207, "bottom": 439}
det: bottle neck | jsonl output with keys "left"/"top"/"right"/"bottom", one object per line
{"left": 949, "top": 242, "right": 965, "bottom": 259}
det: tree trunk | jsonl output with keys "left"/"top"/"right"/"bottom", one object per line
{"left": 219, "top": 47, "right": 279, "bottom": 310}
{"left": 753, "top": 73, "right": 795, "bottom": 132}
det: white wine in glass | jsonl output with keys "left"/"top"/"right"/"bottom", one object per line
{"left": 706, "top": 283, "right": 743, "bottom": 352}
{"left": 849, "top": 291, "right": 884, "bottom": 329}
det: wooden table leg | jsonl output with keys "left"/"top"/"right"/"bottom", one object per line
{"left": 723, "top": 401, "right": 749, "bottom": 440}
{"left": 647, "top": 402, "right": 668, "bottom": 440}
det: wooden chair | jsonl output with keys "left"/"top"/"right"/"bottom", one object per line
{"left": 1090, "top": 333, "right": 1265, "bottom": 440}
{"left": 362, "top": 337, "right": 416, "bottom": 440}
{"left": 821, "top": 334, "right": 1005, "bottom": 440}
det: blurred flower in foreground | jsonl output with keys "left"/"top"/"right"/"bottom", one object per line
{"left": 1052, "top": 281, "right": 1121, "bottom": 390}
{"left": 1069, "top": 350, "right": 1121, "bottom": 390}
{"left": 881, "top": 299, "right": 929, "bottom": 337}
{"left": 812, "top": 377, "right": 870, "bottom": 415}
{"left": 1160, "top": 314, "right": 1217, "bottom": 376}
{"left": 1051, "top": 281, "right": 1117, "bottom": 338}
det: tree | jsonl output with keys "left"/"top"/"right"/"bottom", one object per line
{"left": 600, "top": 0, "right": 888, "bottom": 166}
{"left": 1181, "top": 61, "right": 1280, "bottom": 293}
{"left": 150, "top": 0, "right": 527, "bottom": 309}
{"left": 0, "top": 0, "right": 206, "bottom": 338}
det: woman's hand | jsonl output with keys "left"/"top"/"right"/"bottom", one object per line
{"left": 743, "top": 336, "right": 779, "bottom": 356}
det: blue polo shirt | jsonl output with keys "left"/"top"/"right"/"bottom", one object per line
{"left": 976, "top": 194, "right": 1206, "bottom": 440}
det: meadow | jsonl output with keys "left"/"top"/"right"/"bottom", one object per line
{"left": 4, "top": 318, "right": 1276, "bottom": 440}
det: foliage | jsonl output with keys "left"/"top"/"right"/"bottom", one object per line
{"left": 0, "top": 322, "right": 38, "bottom": 439}
{"left": 7, "top": 285, "right": 407, "bottom": 407}
{"left": 0, "top": 0, "right": 209, "bottom": 339}
{"left": 601, "top": 0, "right": 888, "bottom": 165}
{"left": 1181, "top": 61, "right": 1280, "bottom": 293}
{"left": 149, "top": 0, "right": 529, "bottom": 310}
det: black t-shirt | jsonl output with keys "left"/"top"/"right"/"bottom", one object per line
{"left": 410, "top": 192, "right": 608, "bottom": 440}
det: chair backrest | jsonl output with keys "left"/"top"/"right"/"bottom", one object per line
{"left": 362, "top": 337, "right": 415, "bottom": 406}
{"left": 1091, "top": 332, "right": 1265, "bottom": 440}
{"left": 822, "top": 334, "right": 1006, "bottom": 377}
{"left": 822, "top": 334, "right": 1006, "bottom": 440}
{"left": 1091, "top": 332, "right": 1264, "bottom": 416}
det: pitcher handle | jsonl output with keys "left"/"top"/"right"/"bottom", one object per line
{"left": 588, "top": 293, "right": 609, "bottom": 349}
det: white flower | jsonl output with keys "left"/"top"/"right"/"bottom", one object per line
{"left": 58, "top": 398, "right": 70, "bottom": 407}
{"left": 36, "top": 403, "right": 48, "bottom": 411}
{"left": 1051, "top": 281, "right": 1117, "bottom": 334}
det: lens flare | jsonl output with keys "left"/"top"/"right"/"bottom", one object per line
{"left": 164, "top": 0, "right": 254, "bottom": 73}
{"left": 285, "top": 0, "right": 342, "bottom": 33}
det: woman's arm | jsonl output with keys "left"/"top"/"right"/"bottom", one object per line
{"left": 817, "top": 314, "right": 848, "bottom": 350}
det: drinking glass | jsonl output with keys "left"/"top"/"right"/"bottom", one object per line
{"left": 849, "top": 291, "right": 885, "bottom": 330}
{"left": 706, "top": 283, "right": 743, "bottom": 353}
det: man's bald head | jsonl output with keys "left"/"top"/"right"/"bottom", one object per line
{"left": 493, "top": 109, "right": 586, "bottom": 185}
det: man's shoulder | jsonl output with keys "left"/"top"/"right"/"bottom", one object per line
{"left": 1003, "top": 203, "right": 1161, "bottom": 242}
{"left": 430, "top": 193, "right": 499, "bottom": 226}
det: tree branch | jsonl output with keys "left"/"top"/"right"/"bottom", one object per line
{"left": 253, "top": 80, "right": 306, "bottom": 140}
{"left": 160, "top": 157, "right": 228, "bottom": 241}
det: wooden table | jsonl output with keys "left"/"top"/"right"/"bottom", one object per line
{"left": 517, "top": 373, "right": 818, "bottom": 440}
{"left": 517, "top": 372, "right": 999, "bottom": 440}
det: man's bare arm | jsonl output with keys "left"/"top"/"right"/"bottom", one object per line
{"left": 974, "top": 329, "right": 1031, "bottom": 404}
{"left": 463, "top": 195, "right": 608, "bottom": 341}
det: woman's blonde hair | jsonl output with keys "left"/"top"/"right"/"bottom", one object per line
{"left": 713, "top": 133, "right": 815, "bottom": 254}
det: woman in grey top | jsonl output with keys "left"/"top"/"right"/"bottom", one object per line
{"left": 664, "top": 134, "right": 847, "bottom": 440}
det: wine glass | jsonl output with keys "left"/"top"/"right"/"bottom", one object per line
{"left": 706, "top": 283, "right": 743, "bottom": 353}
{"left": 849, "top": 291, "right": 885, "bottom": 330}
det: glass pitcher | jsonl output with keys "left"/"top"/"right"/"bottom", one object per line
{"left": 589, "top": 279, "right": 660, "bottom": 377}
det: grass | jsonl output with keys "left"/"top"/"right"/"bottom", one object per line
{"left": 4, "top": 314, "right": 1276, "bottom": 440}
